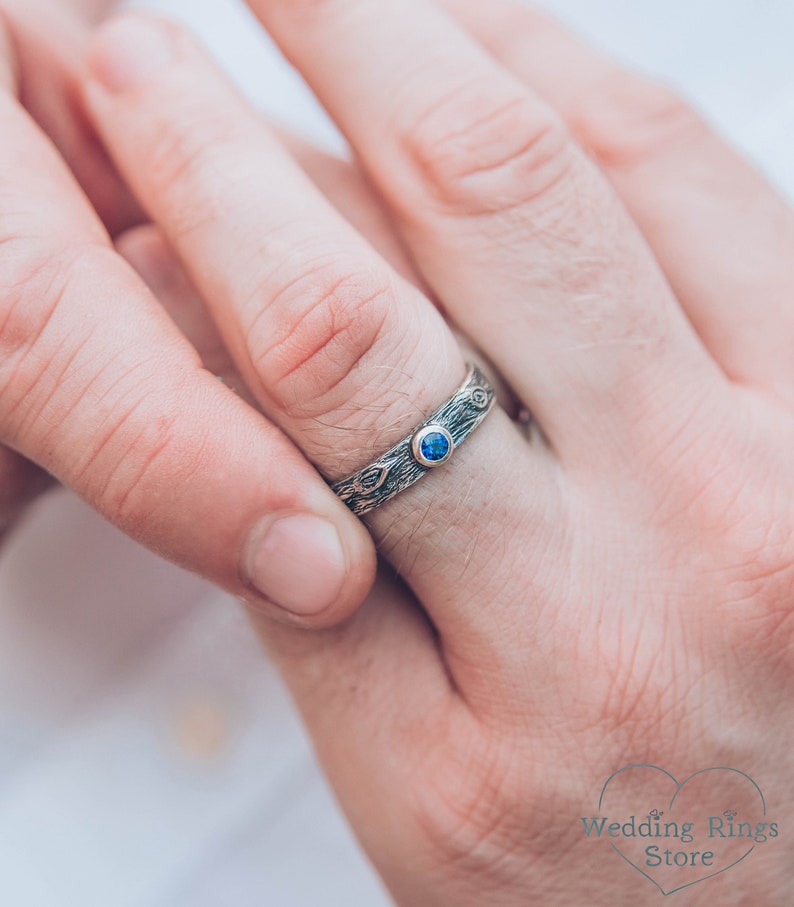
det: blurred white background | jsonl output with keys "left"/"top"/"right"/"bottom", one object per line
{"left": 0, "top": 1, "right": 792, "bottom": 904}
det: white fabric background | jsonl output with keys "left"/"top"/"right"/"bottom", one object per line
{"left": 0, "top": 2, "right": 792, "bottom": 905}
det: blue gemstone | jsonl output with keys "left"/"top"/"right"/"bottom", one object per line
{"left": 420, "top": 431, "right": 451, "bottom": 463}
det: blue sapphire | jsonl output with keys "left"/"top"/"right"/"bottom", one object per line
{"left": 412, "top": 424, "right": 454, "bottom": 467}
{"left": 420, "top": 431, "right": 451, "bottom": 463}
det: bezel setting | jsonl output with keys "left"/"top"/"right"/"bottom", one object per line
{"left": 411, "top": 424, "right": 454, "bottom": 468}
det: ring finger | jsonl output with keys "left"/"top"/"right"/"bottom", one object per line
{"left": 84, "top": 15, "right": 564, "bottom": 668}
{"left": 244, "top": 0, "right": 729, "bottom": 477}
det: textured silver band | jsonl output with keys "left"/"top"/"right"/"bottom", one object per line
{"left": 330, "top": 365, "right": 496, "bottom": 516}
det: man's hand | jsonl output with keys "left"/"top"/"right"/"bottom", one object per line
{"left": 80, "top": 3, "right": 794, "bottom": 903}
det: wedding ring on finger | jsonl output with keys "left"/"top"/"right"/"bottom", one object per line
{"left": 330, "top": 365, "right": 496, "bottom": 516}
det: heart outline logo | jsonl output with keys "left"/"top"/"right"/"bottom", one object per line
{"left": 598, "top": 764, "right": 766, "bottom": 896}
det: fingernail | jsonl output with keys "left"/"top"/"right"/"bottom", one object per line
{"left": 242, "top": 513, "right": 348, "bottom": 617}
{"left": 89, "top": 16, "right": 175, "bottom": 93}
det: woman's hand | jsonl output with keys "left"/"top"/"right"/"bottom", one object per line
{"left": 82, "top": 2, "right": 794, "bottom": 903}
{"left": 0, "top": 7, "right": 375, "bottom": 623}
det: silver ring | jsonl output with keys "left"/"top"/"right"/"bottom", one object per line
{"left": 330, "top": 365, "right": 496, "bottom": 516}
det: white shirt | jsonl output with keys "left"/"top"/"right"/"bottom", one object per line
{"left": 1, "top": 1, "right": 792, "bottom": 904}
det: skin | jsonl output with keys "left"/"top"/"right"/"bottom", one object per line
{"left": 77, "top": 1, "right": 794, "bottom": 903}
{"left": 0, "top": 0, "right": 124, "bottom": 537}
{"left": 0, "top": 0, "right": 376, "bottom": 625}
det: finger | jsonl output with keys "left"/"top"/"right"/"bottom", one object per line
{"left": 120, "top": 206, "right": 518, "bottom": 419}
{"left": 272, "top": 129, "right": 523, "bottom": 416}
{"left": 3, "top": 0, "right": 144, "bottom": 235}
{"left": 0, "top": 17, "right": 54, "bottom": 537}
{"left": 121, "top": 218, "right": 492, "bottom": 900}
{"left": 83, "top": 15, "right": 564, "bottom": 666}
{"left": 279, "top": 131, "right": 522, "bottom": 413}
{"left": 0, "top": 76, "right": 375, "bottom": 627}
{"left": 440, "top": 0, "right": 794, "bottom": 408}
{"left": 276, "top": 128, "right": 426, "bottom": 293}
{"left": 117, "top": 225, "right": 252, "bottom": 400}
{"left": 241, "top": 0, "right": 727, "bottom": 470}
{"left": 75, "top": 0, "right": 117, "bottom": 22}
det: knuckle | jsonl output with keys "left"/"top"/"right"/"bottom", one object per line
{"left": 0, "top": 233, "right": 214, "bottom": 542}
{"left": 572, "top": 73, "right": 702, "bottom": 168}
{"left": 148, "top": 118, "right": 213, "bottom": 186}
{"left": 245, "top": 255, "right": 394, "bottom": 419}
{"left": 404, "top": 87, "right": 573, "bottom": 216}
{"left": 0, "top": 242, "right": 204, "bottom": 535}
{"left": 143, "top": 113, "right": 242, "bottom": 237}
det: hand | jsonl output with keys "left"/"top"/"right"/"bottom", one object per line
{"left": 0, "top": 7, "right": 374, "bottom": 624}
{"left": 82, "top": 2, "right": 794, "bottom": 904}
